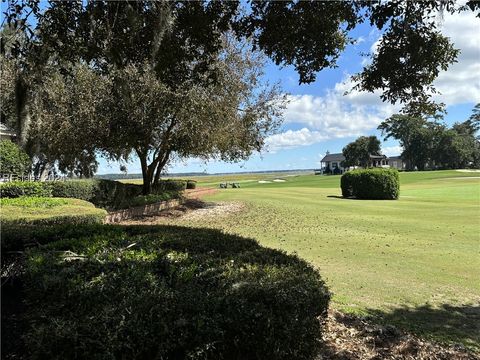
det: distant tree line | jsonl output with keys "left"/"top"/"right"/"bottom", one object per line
{"left": 339, "top": 104, "right": 480, "bottom": 171}
{"left": 379, "top": 104, "right": 480, "bottom": 170}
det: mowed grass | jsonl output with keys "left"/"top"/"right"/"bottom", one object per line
{"left": 147, "top": 170, "right": 480, "bottom": 349}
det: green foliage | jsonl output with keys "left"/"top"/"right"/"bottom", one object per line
{"left": 5, "top": 213, "right": 105, "bottom": 227}
{"left": 153, "top": 179, "right": 187, "bottom": 192}
{"left": 0, "top": 140, "right": 31, "bottom": 175}
{"left": 0, "top": 181, "right": 51, "bottom": 197}
{"left": 125, "top": 192, "right": 180, "bottom": 208}
{"left": 0, "top": 179, "right": 182, "bottom": 210}
{"left": 0, "top": 198, "right": 106, "bottom": 245}
{"left": 11, "top": 225, "right": 330, "bottom": 360}
{"left": 340, "top": 172, "right": 355, "bottom": 198}
{"left": 354, "top": 2, "right": 460, "bottom": 107}
{"left": 5, "top": 2, "right": 476, "bottom": 192}
{"left": 341, "top": 168, "right": 400, "bottom": 200}
{"left": 49, "top": 180, "right": 98, "bottom": 201}
{"left": 379, "top": 104, "right": 480, "bottom": 170}
{"left": 342, "top": 136, "right": 381, "bottom": 168}
{"left": 0, "top": 196, "right": 68, "bottom": 208}
{"left": 241, "top": 1, "right": 358, "bottom": 84}
{"left": 186, "top": 180, "right": 197, "bottom": 189}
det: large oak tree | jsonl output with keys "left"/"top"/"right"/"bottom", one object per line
{"left": 2, "top": 0, "right": 478, "bottom": 187}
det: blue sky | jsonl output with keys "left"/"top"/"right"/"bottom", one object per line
{"left": 97, "top": 10, "right": 479, "bottom": 175}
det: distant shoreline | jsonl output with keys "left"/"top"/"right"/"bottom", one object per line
{"left": 95, "top": 169, "right": 315, "bottom": 180}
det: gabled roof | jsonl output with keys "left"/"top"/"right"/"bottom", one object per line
{"left": 387, "top": 155, "right": 402, "bottom": 160}
{"left": 321, "top": 153, "right": 345, "bottom": 162}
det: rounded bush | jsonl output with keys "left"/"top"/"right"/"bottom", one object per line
{"left": 340, "top": 168, "right": 399, "bottom": 200}
{"left": 17, "top": 226, "right": 330, "bottom": 360}
{"left": 153, "top": 179, "right": 187, "bottom": 192}
{"left": 186, "top": 180, "right": 197, "bottom": 189}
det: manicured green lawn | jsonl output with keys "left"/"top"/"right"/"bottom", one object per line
{"left": 154, "top": 170, "right": 480, "bottom": 349}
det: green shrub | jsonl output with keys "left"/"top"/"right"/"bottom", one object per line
{"left": 91, "top": 179, "right": 143, "bottom": 209}
{"left": 124, "top": 192, "right": 180, "bottom": 208}
{"left": 0, "top": 140, "right": 31, "bottom": 175}
{"left": 0, "top": 179, "right": 183, "bottom": 210}
{"left": 341, "top": 168, "right": 400, "bottom": 200}
{"left": 49, "top": 180, "right": 98, "bottom": 201}
{"left": 186, "top": 180, "right": 197, "bottom": 189}
{"left": 340, "top": 171, "right": 357, "bottom": 197}
{"left": 153, "top": 179, "right": 187, "bottom": 192}
{"left": 0, "top": 181, "right": 52, "bottom": 198}
{"left": 14, "top": 225, "right": 330, "bottom": 360}
{"left": 0, "top": 197, "right": 68, "bottom": 208}
{"left": 4, "top": 213, "right": 105, "bottom": 226}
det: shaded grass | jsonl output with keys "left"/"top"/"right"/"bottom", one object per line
{"left": 148, "top": 170, "right": 480, "bottom": 350}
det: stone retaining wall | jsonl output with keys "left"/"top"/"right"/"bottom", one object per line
{"left": 104, "top": 199, "right": 182, "bottom": 223}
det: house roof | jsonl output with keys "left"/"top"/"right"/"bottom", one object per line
{"left": 369, "top": 154, "right": 387, "bottom": 159}
{"left": 0, "top": 123, "right": 16, "bottom": 136}
{"left": 321, "top": 153, "right": 345, "bottom": 162}
{"left": 387, "top": 156, "right": 402, "bottom": 160}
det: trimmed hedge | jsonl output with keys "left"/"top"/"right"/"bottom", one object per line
{"left": 341, "top": 168, "right": 400, "bottom": 200}
{"left": 0, "top": 181, "right": 52, "bottom": 198}
{"left": 7, "top": 225, "right": 330, "bottom": 360}
{"left": 153, "top": 179, "right": 187, "bottom": 192}
{"left": 0, "top": 180, "right": 183, "bottom": 210}
{"left": 126, "top": 192, "right": 179, "bottom": 208}
{"left": 49, "top": 180, "right": 98, "bottom": 201}
{"left": 186, "top": 180, "right": 197, "bottom": 189}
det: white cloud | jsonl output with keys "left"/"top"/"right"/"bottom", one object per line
{"left": 355, "top": 36, "right": 366, "bottom": 45}
{"left": 265, "top": 74, "right": 402, "bottom": 152}
{"left": 365, "top": 10, "right": 480, "bottom": 105}
{"left": 434, "top": 10, "right": 480, "bottom": 104}
{"left": 265, "top": 128, "right": 327, "bottom": 152}
{"left": 265, "top": 10, "right": 479, "bottom": 154}
{"left": 382, "top": 145, "right": 403, "bottom": 157}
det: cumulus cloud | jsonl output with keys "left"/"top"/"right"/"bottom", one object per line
{"left": 265, "top": 128, "right": 327, "bottom": 152}
{"left": 382, "top": 145, "right": 403, "bottom": 157}
{"left": 265, "top": 9, "right": 479, "bottom": 153}
{"left": 433, "top": 10, "right": 480, "bottom": 104}
{"left": 365, "top": 10, "right": 480, "bottom": 105}
{"left": 265, "top": 79, "right": 401, "bottom": 152}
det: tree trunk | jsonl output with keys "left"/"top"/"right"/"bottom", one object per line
{"left": 139, "top": 153, "right": 153, "bottom": 195}
{"left": 15, "top": 76, "right": 31, "bottom": 148}
{"left": 152, "top": 149, "right": 172, "bottom": 187}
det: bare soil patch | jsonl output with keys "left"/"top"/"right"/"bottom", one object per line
{"left": 318, "top": 310, "right": 478, "bottom": 360}
{"left": 184, "top": 187, "right": 218, "bottom": 198}
{"left": 118, "top": 199, "right": 245, "bottom": 225}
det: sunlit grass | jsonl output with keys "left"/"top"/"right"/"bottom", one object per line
{"left": 1, "top": 197, "right": 106, "bottom": 223}
{"left": 147, "top": 170, "right": 480, "bottom": 349}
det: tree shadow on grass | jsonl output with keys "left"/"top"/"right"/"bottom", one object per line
{"left": 1, "top": 224, "right": 330, "bottom": 359}
{"left": 362, "top": 303, "right": 480, "bottom": 351}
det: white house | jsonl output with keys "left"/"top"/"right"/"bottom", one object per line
{"left": 319, "top": 152, "right": 405, "bottom": 174}
{"left": 0, "top": 123, "right": 17, "bottom": 142}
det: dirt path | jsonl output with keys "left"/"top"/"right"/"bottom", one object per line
{"left": 184, "top": 187, "right": 218, "bottom": 198}
{"left": 117, "top": 199, "right": 245, "bottom": 225}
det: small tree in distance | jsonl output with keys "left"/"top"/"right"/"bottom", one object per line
{"left": 342, "top": 136, "right": 381, "bottom": 168}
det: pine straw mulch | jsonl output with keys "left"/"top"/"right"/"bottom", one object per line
{"left": 318, "top": 310, "right": 478, "bottom": 360}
